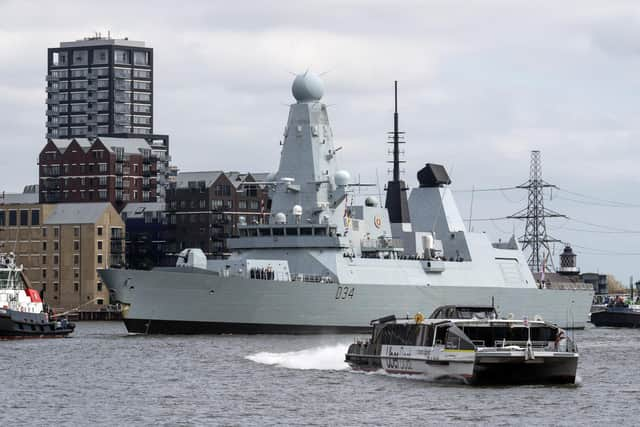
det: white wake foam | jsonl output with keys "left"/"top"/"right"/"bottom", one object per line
{"left": 246, "top": 343, "right": 350, "bottom": 371}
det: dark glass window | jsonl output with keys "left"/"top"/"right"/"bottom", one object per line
{"left": 31, "top": 210, "right": 40, "bottom": 225}
{"left": 20, "top": 210, "right": 28, "bottom": 226}
{"left": 9, "top": 210, "right": 17, "bottom": 226}
{"left": 0, "top": 211, "right": 4, "bottom": 226}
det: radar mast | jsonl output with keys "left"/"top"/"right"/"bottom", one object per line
{"left": 384, "top": 81, "right": 410, "bottom": 223}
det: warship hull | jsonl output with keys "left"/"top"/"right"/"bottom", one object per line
{"left": 100, "top": 268, "right": 592, "bottom": 334}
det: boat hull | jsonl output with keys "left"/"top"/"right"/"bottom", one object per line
{"left": 471, "top": 354, "right": 577, "bottom": 385}
{"left": 0, "top": 309, "right": 75, "bottom": 338}
{"left": 123, "top": 318, "right": 370, "bottom": 335}
{"left": 345, "top": 352, "right": 577, "bottom": 385}
{"left": 590, "top": 310, "right": 640, "bottom": 328}
{"left": 100, "top": 268, "right": 592, "bottom": 334}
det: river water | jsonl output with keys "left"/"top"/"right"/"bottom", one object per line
{"left": 1, "top": 322, "right": 638, "bottom": 426}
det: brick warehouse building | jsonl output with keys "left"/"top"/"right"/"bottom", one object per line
{"left": 0, "top": 193, "right": 124, "bottom": 312}
{"left": 166, "top": 171, "right": 270, "bottom": 258}
{"left": 39, "top": 137, "right": 160, "bottom": 210}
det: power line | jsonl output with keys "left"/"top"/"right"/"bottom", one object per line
{"left": 553, "top": 195, "right": 640, "bottom": 208}
{"left": 454, "top": 186, "right": 519, "bottom": 193}
{"left": 464, "top": 216, "right": 511, "bottom": 222}
{"left": 556, "top": 187, "right": 640, "bottom": 208}
{"left": 569, "top": 217, "right": 640, "bottom": 233}
{"left": 570, "top": 243, "right": 640, "bottom": 256}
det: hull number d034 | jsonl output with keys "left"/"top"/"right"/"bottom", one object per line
{"left": 335, "top": 286, "right": 355, "bottom": 300}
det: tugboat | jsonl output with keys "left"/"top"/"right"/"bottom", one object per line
{"left": 345, "top": 305, "right": 578, "bottom": 385}
{"left": 0, "top": 252, "right": 75, "bottom": 338}
{"left": 590, "top": 297, "right": 640, "bottom": 328}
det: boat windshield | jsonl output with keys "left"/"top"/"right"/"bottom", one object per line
{"left": 0, "top": 270, "right": 25, "bottom": 290}
{"left": 456, "top": 308, "right": 495, "bottom": 319}
{"left": 430, "top": 306, "right": 497, "bottom": 319}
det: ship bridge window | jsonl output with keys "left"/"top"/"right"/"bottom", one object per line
{"left": 315, "top": 227, "right": 327, "bottom": 236}
{"left": 300, "top": 227, "right": 312, "bottom": 236}
{"left": 248, "top": 228, "right": 258, "bottom": 237}
{"left": 257, "top": 228, "right": 271, "bottom": 237}
{"left": 273, "top": 227, "right": 284, "bottom": 236}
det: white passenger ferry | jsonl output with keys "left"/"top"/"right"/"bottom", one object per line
{"left": 345, "top": 306, "right": 578, "bottom": 385}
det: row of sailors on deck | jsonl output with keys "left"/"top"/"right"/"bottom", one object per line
{"left": 250, "top": 267, "right": 274, "bottom": 280}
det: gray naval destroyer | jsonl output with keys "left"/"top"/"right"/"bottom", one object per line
{"left": 99, "top": 72, "right": 593, "bottom": 334}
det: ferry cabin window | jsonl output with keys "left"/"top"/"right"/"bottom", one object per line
{"left": 380, "top": 324, "right": 421, "bottom": 346}
{"left": 434, "top": 325, "right": 449, "bottom": 345}
{"left": 418, "top": 325, "right": 435, "bottom": 346}
{"left": 9, "top": 210, "right": 16, "bottom": 226}
{"left": 445, "top": 326, "right": 475, "bottom": 350}
{"left": 0, "top": 211, "right": 4, "bottom": 226}
{"left": 462, "top": 325, "right": 555, "bottom": 345}
{"left": 31, "top": 210, "right": 40, "bottom": 226}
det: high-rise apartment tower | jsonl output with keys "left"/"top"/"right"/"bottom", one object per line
{"left": 45, "top": 34, "right": 154, "bottom": 139}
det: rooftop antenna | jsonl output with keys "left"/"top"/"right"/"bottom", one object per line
{"left": 508, "top": 150, "right": 566, "bottom": 273}
{"left": 384, "top": 81, "right": 410, "bottom": 223}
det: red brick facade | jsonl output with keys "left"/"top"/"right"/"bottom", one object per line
{"left": 38, "top": 138, "right": 157, "bottom": 211}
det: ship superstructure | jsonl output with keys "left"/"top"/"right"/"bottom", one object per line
{"left": 99, "top": 72, "right": 593, "bottom": 334}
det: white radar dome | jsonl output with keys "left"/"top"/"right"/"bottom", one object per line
{"left": 334, "top": 170, "right": 351, "bottom": 187}
{"left": 292, "top": 71, "right": 324, "bottom": 102}
{"left": 274, "top": 212, "right": 287, "bottom": 224}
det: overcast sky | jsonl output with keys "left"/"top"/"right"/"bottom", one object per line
{"left": 1, "top": 0, "right": 640, "bottom": 281}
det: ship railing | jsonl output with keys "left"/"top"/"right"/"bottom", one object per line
{"left": 493, "top": 340, "right": 550, "bottom": 349}
{"left": 542, "top": 282, "right": 594, "bottom": 291}
{"left": 361, "top": 238, "right": 404, "bottom": 252}
{"left": 291, "top": 273, "right": 335, "bottom": 284}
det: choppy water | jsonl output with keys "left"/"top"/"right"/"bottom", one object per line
{"left": 1, "top": 322, "right": 638, "bottom": 426}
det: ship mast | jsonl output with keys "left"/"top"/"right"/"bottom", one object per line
{"left": 384, "top": 81, "right": 410, "bottom": 223}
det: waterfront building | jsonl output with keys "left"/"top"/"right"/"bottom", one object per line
{"left": 46, "top": 35, "right": 154, "bottom": 139}
{"left": 37, "top": 137, "right": 171, "bottom": 209}
{"left": 0, "top": 193, "right": 124, "bottom": 311}
{"left": 44, "top": 35, "right": 173, "bottom": 201}
{"left": 581, "top": 273, "right": 608, "bottom": 295}
{"left": 165, "top": 171, "right": 270, "bottom": 259}
{"left": 121, "top": 201, "right": 168, "bottom": 269}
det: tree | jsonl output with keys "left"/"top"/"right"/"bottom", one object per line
{"left": 607, "top": 275, "right": 625, "bottom": 294}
